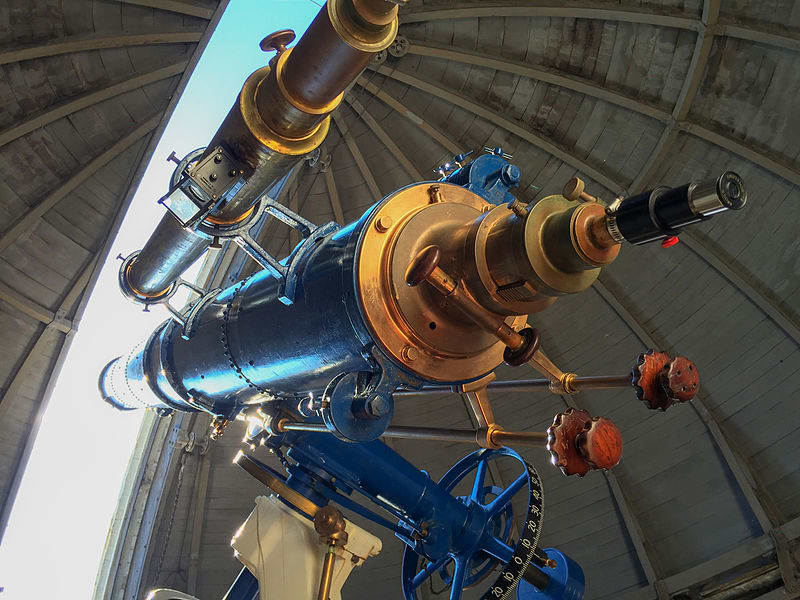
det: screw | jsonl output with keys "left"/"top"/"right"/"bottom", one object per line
{"left": 401, "top": 345, "right": 418, "bottom": 362}
{"left": 209, "top": 173, "right": 218, "bottom": 181}
{"left": 375, "top": 215, "right": 393, "bottom": 232}
{"left": 214, "top": 155, "right": 223, "bottom": 164}
{"left": 229, "top": 169, "right": 238, "bottom": 177}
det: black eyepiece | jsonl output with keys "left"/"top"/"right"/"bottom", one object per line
{"left": 608, "top": 171, "right": 746, "bottom": 245}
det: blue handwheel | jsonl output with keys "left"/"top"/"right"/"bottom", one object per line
{"left": 516, "top": 548, "right": 585, "bottom": 600}
{"left": 401, "top": 447, "right": 544, "bottom": 600}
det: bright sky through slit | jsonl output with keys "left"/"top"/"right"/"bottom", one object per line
{"left": 0, "top": 2, "right": 318, "bottom": 597}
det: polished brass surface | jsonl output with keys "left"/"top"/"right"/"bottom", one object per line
{"left": 463, "top": 204, "right": 556, "bottom": 316}
{"left": 570, "top": 202, "right": 620, "bottom": 267}
{"left": 234, "top": 452, "right": 321, "bottom": 518}
{"left": 357, "top": 183, "right": 525, "bottom": 383}
{"left": 205, "top": 65, "right": 327, "bottom": 223}
{"left": 327, "top": 0, "right": 398, "bottom": 53}
{"left": 462, "top": 388, "right": 495, "bottom": 429}
{"left": 523, "top": 196, "right": 602, "bottom": 295}
{"left": 317, "top": 546, "right": 336, "bottom": 600}
{"left": 489, "top": 429, "right": 548, "bottom": 447}
{"left": 562, "top": 176, "right": 598, "bottom": 203}
{"left": 204, "top": 204, "right": 255, "bottom": 226}
{"left": 528, "top": 348, "right": 566, "bottom": 384}
{"left": 394, "top": 374, "right": 634, "bottom": 396}
{"left": 352, "top": 0, "right": 399, "bottom": 26}
{"left": 278, "top": 420, "right": 549, "bottom": 448}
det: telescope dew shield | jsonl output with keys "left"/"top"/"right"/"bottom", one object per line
{"left": 608, "top": 171, "right": 746, "bottom": 245}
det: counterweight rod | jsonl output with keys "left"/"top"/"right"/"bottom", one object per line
{"left": 278, "top": 421, "right": 548, "bottom": 447}
{"left": 317, "top": 546, "right": 336, "bottom": 600}
{"left": 393, "top": 375, "right": 632, "bottom": 397}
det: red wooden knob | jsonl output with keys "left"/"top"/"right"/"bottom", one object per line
{"left": 577, "top": 417, "right": 622, "bottom": 470}
{"left": 547, "top": 408, "right": 623, "bottom": 477}
{"left": 632, "top": 350, "right": 700, "bottom": 410}
{"left": 663, "top": 356, "right": 699, "bottom": 402}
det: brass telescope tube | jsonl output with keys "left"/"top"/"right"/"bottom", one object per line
{"left": 125, "top": 0, "right": 400, "bottom": 298}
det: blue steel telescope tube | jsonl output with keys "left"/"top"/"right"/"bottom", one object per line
{"left": 101, "top": 146, "right": 745, "bottom": 598}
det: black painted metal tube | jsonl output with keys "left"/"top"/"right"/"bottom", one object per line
{"left": 523, "top": 564, "right": 551, "bottom": 591}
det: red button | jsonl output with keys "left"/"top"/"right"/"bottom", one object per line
{"left": 661, "top": 236, "right": 679, "bottom": 248}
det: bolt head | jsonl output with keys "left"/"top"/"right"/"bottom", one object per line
{"left": 375, "top": 215, "right": 393, "bottom": 232}
{"left": 401, "top": 345, "right": 418, "bottom": 362}
{"left": 366, "top": 394, "right": 391, "bottom": 418}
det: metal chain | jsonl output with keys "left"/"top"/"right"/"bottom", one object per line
{"left": 152, "top": 450, "right": 188, "bottom": 584}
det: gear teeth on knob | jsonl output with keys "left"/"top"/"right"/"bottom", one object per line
{"left": 633, "top": 350, "right": 700, "bottom": 411}
{"left": 547, "top": 408, "right": 593, "bottom": 477}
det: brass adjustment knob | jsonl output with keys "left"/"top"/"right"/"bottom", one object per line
{"left": 405, "top": 244, "right": 442, "bottom": 287}
{"left": 562, "top": 177, "right": 598, "bottom": 203}
{"left": 260, "top": 29, "right": 295, "bottom": 65}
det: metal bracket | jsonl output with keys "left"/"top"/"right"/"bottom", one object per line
{"left": 197, "top": 196, "right": 339, "bottom": 306}
{"left": 158, "top": 145, "right": 248, "bottom": 229}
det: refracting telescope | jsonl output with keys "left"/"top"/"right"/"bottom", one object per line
{"left": 99, "top": 2, "right": 747, "bottom": 599}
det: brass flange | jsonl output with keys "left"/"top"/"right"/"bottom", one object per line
{"left": 329, "top": 0, "right": 399, "bottom": 52}
{"left": 356, "top": 183, "right": 525, "bottom": 383}
{"left": 241, "top": 66, "right": 330, "bottom": 155}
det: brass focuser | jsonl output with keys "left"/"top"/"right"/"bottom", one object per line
{"left": 355, "top": 177, "right": 626, "bottom": 384}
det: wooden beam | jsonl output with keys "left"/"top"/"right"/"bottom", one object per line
{"left": 332, "top": 111, "right": 383, "bottom": 199}
{"left": 401, "top": 2, "right": 800, "bottom": 53}
{"left": 186, "top": 451, "right": 211, "bottom": 595}
{"left": 0, "top": 254, "right": 100, "bottom": 536}
{"left": 0, "top": 32, "right": 202, "bottom": 66}
{"left": 0, "top": 114, "right": 160, "bottom": 254}
{"left": 322, "top": 149, "right": 345, "bottom": 225}
{"left": 630, "top": 0, "right": 718, "bottom": 192}
{"left": 355, "top": 77, "right": 462, "bottom": 155}
{"left": 555, "top": 392, "right": 665, "bottom": 591}
{"left": 400, "top": 2, "right": 700, "bottom": 31}
{"left": 369, "top": 65, "right": 625, "bottom": 194}
{"left": 605, "top": 471, "right": 663, "bottom": 587}
{"left": 680, "top": 233, "right": 800, "bottom": 345}
{"left": 405, "top": 41, "right": 670, "bottom": 123}
{"left": 113, "top": 0, "right": 214, "bottom": 20}
{"left": 681, "top": 122, "right": 800, "bottom": 187}
{"left": 592, "top": 279, "right": 783, "bottom": 534}
{"left": 628, "top": 125, "right": 678, "bottom": 193}
{"left": 719, "top": 22, "right": 800, "bottom": 53}
{"left": 0, "top": 281, "right": 73, "bottom": 333}
{"left": 405, "top": 39, "right": 800, "bottom": 190}
{"left": 344, "top": 95, "right": 424, "bottom": 180}
{"left": 0, "top": 61, "right": 186, "bottom": 149}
